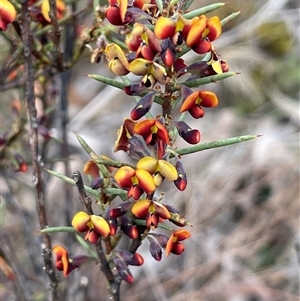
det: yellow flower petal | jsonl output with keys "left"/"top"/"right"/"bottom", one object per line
{"left": 131, "top": 199, "right": 151, "bottom": 218}
{"left": 90, "top": 215, "right": 110, "bottom": 238}
{"left": 136, "top": 156, "right": 157, "bottom": 173}
{"left": 135, "top": 168, "right": 156, "bottom": 194}
{"left": 158, "top": 160, "right": 178, "bottom": 181}
{"left": 71, "top": 211, "right": 91, "bottom": 232}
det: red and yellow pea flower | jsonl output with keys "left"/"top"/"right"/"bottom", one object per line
{"left": 114, "top": 118, "right": 137, "bottom": 152}
{"left": 105, "top": 43, "right": 130, "bottom": 76}
{"left": 52, "top": 245, "right": 90, "bottom": 277}
{"left": 165, "top": 229, "right": 191, "bottom": 256}
{"left": 114, "top": 118, "right": 151, "bottom": 160}
{"left": 114, "top": 165, "right": 156, "bottom": 200}
{"left": 131, "top": 199, "right": 171, "bottom": 229}
{"left": 128, "top": 58, "right": 167, "bottom": 84}
{"left": 126, "top": 23, "right": 161, "bottom": 60}
{"left": 180, "top": 90, "right": 218, "bottom": 119}
{"left": 154, "top": 16, "right": 176, "bottom": 40}
{"left": 0, "top": 0, "right": 17, "bottom": 31}
{"left": 154, "top": 14, "right": 222, "bottom": 54}
{"left": 136, "top": 156, "right": 178, "bottom": 186}
{"left": 134, "top": 118, "right": 169, "bottom": 146}
{"left": 72, "top": 211, "right": 111, "bottom": 243}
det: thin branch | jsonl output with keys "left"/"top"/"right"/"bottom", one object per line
{"left": 49, "top": 0, "right": 64, "bottom": 71}
{"left": 72, "top": 171, "right": 121, "bottom": 301}
{"left": 20, "top": 1, "right": 60, "bottom": 300}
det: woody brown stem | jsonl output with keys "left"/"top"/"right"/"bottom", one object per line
{"left": 21, "top": 1, "right": 60, "bottom": 300}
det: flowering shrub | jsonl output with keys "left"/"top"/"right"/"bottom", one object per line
{"left": 0, "top": 0, "right": 258, "bottom": 300}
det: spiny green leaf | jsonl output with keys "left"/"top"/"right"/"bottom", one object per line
{"left": 180, "top": 0, "right": 194, "bottom": 12}
{"left": 85, "top": 74, "right": 126, "bottom": 90}
{"left": 41, "top": 226, "right": 76, "bottom": 234}
{"left": 183, "top": 3, "right": 225, "bottom": 19}
{"left": 183, "top": 72, "right": 237, "bottom": 88}
{"left": 45, "top": 169, "right": 100, "bottom": 197}
{"left": 221, "top": 11, "right": 241, "bottom": 27}
{"left": 74, "top": 132, "right": 111, "bottom": 178}
{"left": 45, "top": 168, "right": 128, "bottom": 196}
{"left": 176, "top": 135, "right": 261, "bottom": 157}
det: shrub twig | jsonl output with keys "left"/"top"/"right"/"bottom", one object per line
{"left": 20, "top": 1, "right": 60, "bottom": 300}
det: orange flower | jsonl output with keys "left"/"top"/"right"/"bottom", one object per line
{"left": 134, "top": 118, "right": 169, "bottom": 145}
{"left": 181, "top": 15, "right": 222, "bottom": 54}
{"left": 165, "top": 229, "right": 191, "bottom": 256}
{"left": 114, "top": 165, "right": 156, "bottom": 200}
{"left": 52, "top": 245, "right": 90, "bottom": 277}
{"left": 180, "top": 90, "right": 218, "bottom": 118}
{"left": 83, "top": 160, "right": 100, "bottom": 178}
{"left": 72, "top": 211, "right": 110, "bottom": 243}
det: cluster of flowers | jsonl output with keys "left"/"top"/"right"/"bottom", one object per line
{"left": 51, "top": 0, "right": 229, "bottom": 283}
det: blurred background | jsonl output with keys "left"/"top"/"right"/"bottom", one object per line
{"left": 0, "top": 0, "right": 299, "bottom": 300}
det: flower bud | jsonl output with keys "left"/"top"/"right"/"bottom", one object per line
{"left": 113, "top": 257, "right": 134, "bottom": 283}
{"left": 110, "top": 201, "right": 133, "bottom": 218}
{"left": 130, "top": 92, "right": 156, "bottom": 120}
{"left": 105, "top": 6, "right": 132, "bottom": 25}
{"left": 90, "top": 177, "right": 104, "bottom": 189}
{"left": 120, "top": 215, "right": 138, "bottom": 239}
{"left": 175, "top": 121, "right": 200, "bottom": 144}
{"left": 148, "top": 236, "right": 162, "bottom": 261}
{"left": 174, "top": 161, "right": 187, "bottom": 191}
